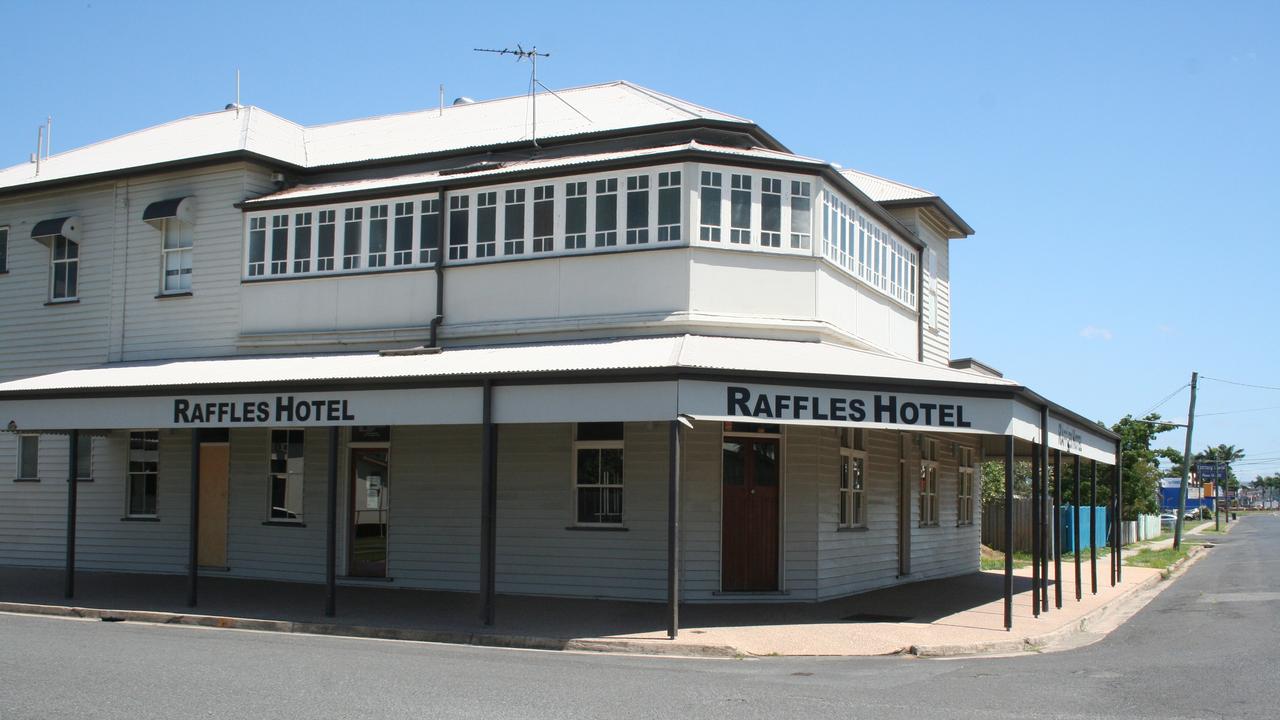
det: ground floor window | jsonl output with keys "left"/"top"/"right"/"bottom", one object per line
{"left": 76, "top": 434, "right": 92, "bottom": 480}
{"left": 839, "top": 428, "right": 867, "bottom": 528}
{"left": 957, "top": 446, "right": 975, "bottom": 526}
{"left": 269, "top": 430, "right": 305, "bottom": 521}
{"left": 16, "top": 434, "right": 39, "bottom": 480}
{"left": 919, "top": 437, "right": 939, "bottom": 527}
{"left": 127, "top": 431, "right": 159, "bottom": 516}
{"left": 573, "top": 422, "right": 623, "bottom": 525}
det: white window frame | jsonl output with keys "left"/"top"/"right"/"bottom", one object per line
{"left": 158, "top": 218, "right": 194, "bottom": 294}
{"left": 957, "top": 446, "right": 975, "bottom": 526}
{"left": 126, "top": 431, "right": 160, "bottom": 518}
{"left": 571, "top": 423, "right": 625, "bottom": 527}
{"left": 268, "top": 429, "right": 305, "bottom": 523}
{"left": 16, "top": 434, "right": 39, "bottom": 480}
{"left": 919, "top": 437, "right": 939, "bottom": 527}
{"left": 838, "top": 428, "right": 868, "bottom": 529}
{"left": 49, "top": 234, "right": 79, "bottom": 302}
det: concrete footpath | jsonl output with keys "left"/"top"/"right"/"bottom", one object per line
{"left": 0, "top": 553, "right": 1194, "bottom": 658}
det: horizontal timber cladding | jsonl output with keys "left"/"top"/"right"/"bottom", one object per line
{"left": 908, "top": 433, "right": 981, "bottom": 582}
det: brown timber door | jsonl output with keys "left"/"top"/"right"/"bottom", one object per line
{"left": 721, "top": 437, "right": 780, "bottom": 591}
{"left": 197, "top": 444, "right": 230, "bottom": 568}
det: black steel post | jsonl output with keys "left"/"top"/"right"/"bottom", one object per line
{"left": 1109, "top": 462, "right": 1117, "bottom": 587}
{"left": 1030, "top": 442, "right": 1040, "bottom": 617}
{"left": 1073, "top": 454, "right": 1082, "bottom": 602}
{"left": 1004, "top": 435, "right": 1015, "bottom": 631}
{"left": 480, "top": 379, "right": 498, "bottom": 626}
{"left": 667, "top": 420, "right": 681, "bottom": 639}
{"left": 1053, "top": 448, "right": 1062, "bottom": 610}
{"left": 64, "top": 430, "right": 79, "bottom": 599}
{"left": 1039, "top": 407, "right": 1050, "bottom": 614}
{"left": 325, "top": 426, "right": 338, "bottom": 617}
{"left": 187, "top": 430, "right": 200, "bottom": 607}
{"left": 1115, "top": 440, "right": 1123, "bottom": 583}
{"left": 1090, "top": 459, "right": 1098, "bottom": 595}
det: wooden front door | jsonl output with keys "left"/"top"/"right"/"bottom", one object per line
{"left": 197, "top": 444, "right": 230, "bottom": 568}
{"left": 349, "top": 449, "right": 390, "bottom": 578}
{"left": 721, "top": 437, "right": 780, "bottom": 591}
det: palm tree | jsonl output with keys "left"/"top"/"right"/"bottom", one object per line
{"left": 1194, "top": 444, "right": 1247, "bottom": 490}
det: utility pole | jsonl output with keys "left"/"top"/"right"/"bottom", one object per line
{"left": 1174, "top": 372, "right": 1198, "bottom": 550}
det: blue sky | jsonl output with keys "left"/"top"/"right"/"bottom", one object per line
{"left": 2, "top": 1, "right": 1276, "bottom": 479}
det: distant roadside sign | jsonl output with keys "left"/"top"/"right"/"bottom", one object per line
{"left": 1196, "top": 462, "right": 1226, "bottom": 480}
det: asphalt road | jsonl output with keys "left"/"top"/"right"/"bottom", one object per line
{"left": 2, "top": 515, "right": 1276, "bottom": 720}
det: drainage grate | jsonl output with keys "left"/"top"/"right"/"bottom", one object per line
{"left": 841, "top": 613, "right": 913, "bottom": 623}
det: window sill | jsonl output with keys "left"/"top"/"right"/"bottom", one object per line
{"left": 44, "top": 299, "right": 80, "bottom": 306}
{"left": 155, "top": 291, "right": 193, "bottom": 300}
{"left": 76, "top": 477, "right": 93, "bottom": 483}
{"left": 0, "top": 270, "right": 8, "bottom": 275}
{"left": 565, "top": 525, "right": 629, "bottom": 532}
{"left": 918, "top": 523, "right": 941, "bottom": 529}
{"left": 121, "top": 516, "right": 160, "bottom": 522}
{"left": 837, "top": 526, "right": 869, "bottom": 533}
{"left": 262, "top": 520, "right": 306, "bottom": 527}
{"left": 338, "top": 576, "right": 395, "bottom": 583}
{"left": 13, "top": 477, "right": 40, "bottom": 483}
{"left": 712, "top": 590, "right": 790, "bottom": 597}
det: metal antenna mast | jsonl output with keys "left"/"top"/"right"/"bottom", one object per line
{"left": 474, "top": 45, "right": 550, "bottom": 148}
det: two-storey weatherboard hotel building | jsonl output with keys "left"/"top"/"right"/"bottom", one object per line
{"left": 0, "top": 82, "right": 1118, "bottom": 634}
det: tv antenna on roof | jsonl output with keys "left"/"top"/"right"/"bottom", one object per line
{"left": 474, "top": 45, "right": 550, "bottom": 148}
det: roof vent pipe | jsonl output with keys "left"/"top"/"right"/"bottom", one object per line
{"left": 453, "top": 97, "right": 476, "bottom": 106}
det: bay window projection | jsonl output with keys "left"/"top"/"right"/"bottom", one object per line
{"left": 368, "top": 205, "right": 389, "bottom": 268}
{"left": 957, "top": 447, "right": 975, "bottom": 526}
{"left": 503, "top": 189, "right": 526, "bottom": 256}
{"left": 476, "top": 191, "right": 497, "bottom": 258}
{"left": 342, "top": 208, "right": 363, "bottom": 270}
{"left": 269, "top": 430, "right": 305, "bottom": 522}
{"left": 393, "top": 202, "right": 414, "bottom": 266}
{"left": 127, "top": 431, "right": 159, "bottom": 517}
{"left": 625, "top": 175, "right": 649, "bottom": 245}
{"left": 316, "top": 210, "right": 336, "bottom": 271}
{"left": 270, "top": 215, "right": 289, "bottom": 275}
{"left": 50, "top": 234, "right": 80, "bottom": 301}
{"left": 790, "top": 181, "right": 811, "bottom": 250}
{"left": 699, "top": 171, "right": 722, "bottom": 241}
{"left": 565, "top": 181, "right": 588, "bottom": 249}
{"left": 729, "top": 173, "right": 751, "bottom": 244}
{"left": 919, "top": 437, "right": 939, "bottom": 527}
{"left": 838, "top": 428, "right": 867, "bottom": 528}
{"left": 448, "top": 196, "right": 469, "bottom": 260}
{"left": 822, "top": 190, "right": 918, "bottom": 308}
{"left": 574, "top": 422, "right": 624, "bottom": 525}
{"left": 532, "top": 185, "right": 554, "bottom": 252}
{"left": 160, "top": 218, "right": 194, "bottom": 293}
{"left": 594, "top": 178, "right": 618, "bottom": 247}
{"left": 761, "top": 177, "right": 782, "bottom": 248}
{"left": 657, "top": 171, "right": 681, "bottom": 241}
{"left": 293, "top": 212, "right": 313, "bottom": 273}
{"left": 419, "top": 199, "right": 440, "bottom": 264}
{"left": 247, "top": 217, "right": 266, "bottom": 276}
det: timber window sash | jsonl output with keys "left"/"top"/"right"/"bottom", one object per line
{"left": 158, "top": 218, "right": 194, "bottom": 293}
{"left": 268, "top": 429, "right": 305, "bottom": 522}
{"left": 957, "top": 446, "right": 975, "bottom": 526}
{"left": 49, "top": 234, "right": 79, "bottom": 302}
{"left": 919, "top": 437, "right": 939, "bottom": 527}
{"left": 573, "top": 422, "right": 624, "bottom": 526}
{"left": 838, "top": 428, "right": 868, "bottom": 528}
{"left": 16, "top": 434, "right": 39, "bottom": 480}
{"left": 126, "top": 431, "right": 159, "bottom": 517}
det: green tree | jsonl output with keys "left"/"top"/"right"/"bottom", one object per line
{"left": 981, "top": 459, "right": 1032, "bottom": 506}
{"left": 1111, "top": 413, "right": 1176, "bottom": 519}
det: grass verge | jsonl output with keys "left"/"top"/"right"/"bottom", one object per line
{"left": 1124, "top": 545, "right": 1191, "bottom": 570}
{"left": 980, "top": 547, "right": 1033, "bottom": 571}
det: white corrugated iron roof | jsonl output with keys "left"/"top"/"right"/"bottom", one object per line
{"left": 0, "top": 81, "right": 753, "bottom": 193}
{"left": 242, "top": 142, "right": 823, "bottom": 206}
{"left": 0, "top": 335, "right": 1017, "bottom": 394}
{"left": 840, "top": 168, "right": 936, "bottom": 202}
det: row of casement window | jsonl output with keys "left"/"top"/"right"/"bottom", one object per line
{"left": 0, "top": 220, "right": 192, "bottom": 304}
{"left": 14, "top": 427, "right": 977, "bottom": 528}
{"left": 839, "top": 433, "right": 977, "bottom": 529}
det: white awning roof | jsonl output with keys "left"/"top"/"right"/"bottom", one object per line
{"left": 0, "top": 335, "right": 1115, "bottom": 463}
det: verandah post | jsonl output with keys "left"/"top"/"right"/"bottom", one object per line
{"left": 325, "top": 426, "right": 338, "bottom": 617}
{"left": 1003, "top": 434, "right": 1015, "bottom": 631}
{"left": 1073, "top": 454, "right": 1081, "bottom": 602}
{"left": 1090, "top": 459, "right": 1098, "bottom": 595}
{"left": 1053, "top": 448, "right": 1062, "bottom": 610}
{"left": 1031, "top": 441, "right": 1040, "bottom": 618}
{"left": 64, "top": 430, "right": 79, "bottom": 599}
{"left": 187, "top": 430, "right": 200, "bottom": 607}
{"left": 480, "top": 379, "right": 498, "bottom": 626}
{"left": 667, "top": 419, "right": 681, "bottom": 639}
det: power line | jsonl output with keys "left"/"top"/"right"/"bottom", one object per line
{"left": 1201, "top": 376, "right": 1280, "bottom": 392}
{"left": 1138, "top": 382, "right": 1190, "bottom": 417}
{"left": 1196, "top": 405, "right": 1280, "bottom": 418}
